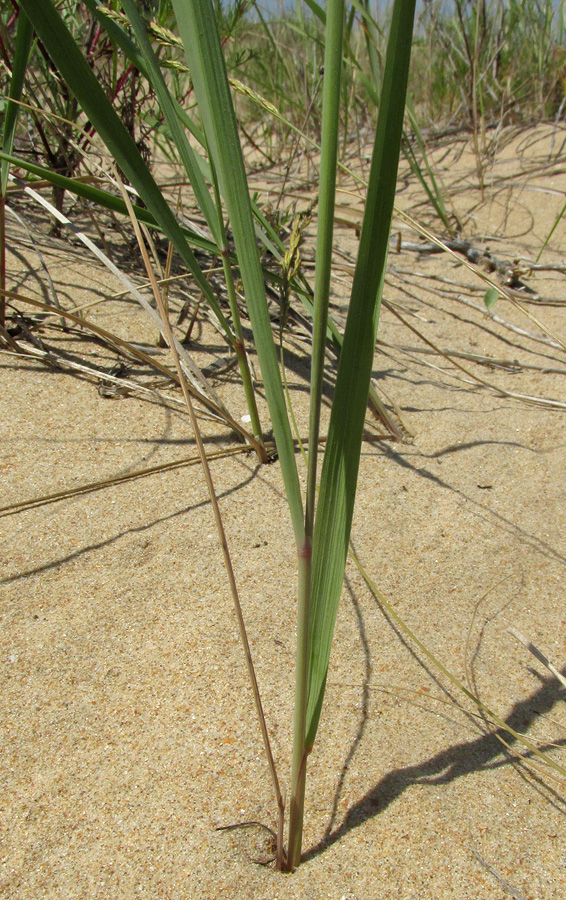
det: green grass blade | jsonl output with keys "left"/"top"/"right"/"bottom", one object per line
{"left": 1, "top": 8, "right": 34, "bottom": 196}
{"left": 358, "top": 0, "right": 383, "bottom": 89}
{"left": 1, "top": 145, "right": 318, "bottom": 351}
{"left": 404, "top": 96, "right": 457, "bottom": 234}
{"left": 101, "top": 0, "right": 221, "bottom": 246}
{"left": 305, "top": 0, "right": 345, "bottom": 532}
{"left": 115, "top": 1, "right": 265, "bottom": 443}
{"left": 0, "top": 148, "right": 217, "bottom": 253}
{"left": 17, "top": 0, "right": 232, "bottom": 343}
{"left": 171, "top": 0, "right": 304, "bottom": 546}
{"left": 82, "top": 0, "right": 210, "bottom": 154}
{"left": 305, "top": 2, "right": 452, "bottom": 239}
{"left": 287, "top": 0, "right": 345, "bottom": 868}
{"left": 302, "top": 0, "right": 326, "bottom": 23}
{"left": 306, "top": 0, "right": 417, "bottom": 749}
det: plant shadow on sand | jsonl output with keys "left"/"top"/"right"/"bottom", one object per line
{"left": 0, "top": 461, "right": 262, "bottom": 586}
{"left": 305, "top": 659, "right": 566, "bottom": 864}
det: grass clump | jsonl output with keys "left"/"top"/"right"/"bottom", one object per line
{"left": 2, "top": 0, "right": 566, "bottom": 879}
{"left": 4, "top": 0, "right": 416, "bottom": 869}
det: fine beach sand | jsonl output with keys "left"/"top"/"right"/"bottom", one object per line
{"left": 2, "top": 125, "right": 566, "bottom": 899}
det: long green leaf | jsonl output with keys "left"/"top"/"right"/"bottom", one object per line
{"left": 82, "top": 0, "right": 210, "bottom": 155}
{"left": 0, "top": 148, "right": 218, "bottom": 254}
{"left": 115, "top": 4, "right": 264, "bottom": 441}
{"left": 17, "top": 0, "right": 234, "bottom": 343}
{"left": 306, "top": 0, "right": 345, "bottom": 531}
{"left": 306, "top": 0, "right": 417, "bottom": 748}
{"left": 287, "top": 0, "right": 345, "bottom": 869}
{"left": 171, "top": 0, "right": 304, "bottom": 546}
{"left": 1, "top": 8, "right": 34, "bottom": 196}
{"left": 85, "top": 0, "right": 221, "bottom": 246}
{"left": 303, "top": 0, "right": 452, "bottom": 234}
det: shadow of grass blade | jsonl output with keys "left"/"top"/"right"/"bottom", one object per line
{"left": 171, "top": 0, "right": 304, "bottom": 545}
{"left": 306, "top": 0, "right": 417, "bottom": 749}
{"left": 17, "top": 0, "right": 233, "bottom": 343}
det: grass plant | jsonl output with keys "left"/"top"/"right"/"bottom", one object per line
{"left": 10, "top": 0, "right": 416, "bottom": 868}
{"left": 412, "top": 0, "right": 566, "bottom": 129}
{"left": 171, "top": 0, "right": 416, "bottom": 867}
{"left": 3, "top": 0, "right": 566, "bottom": 877}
